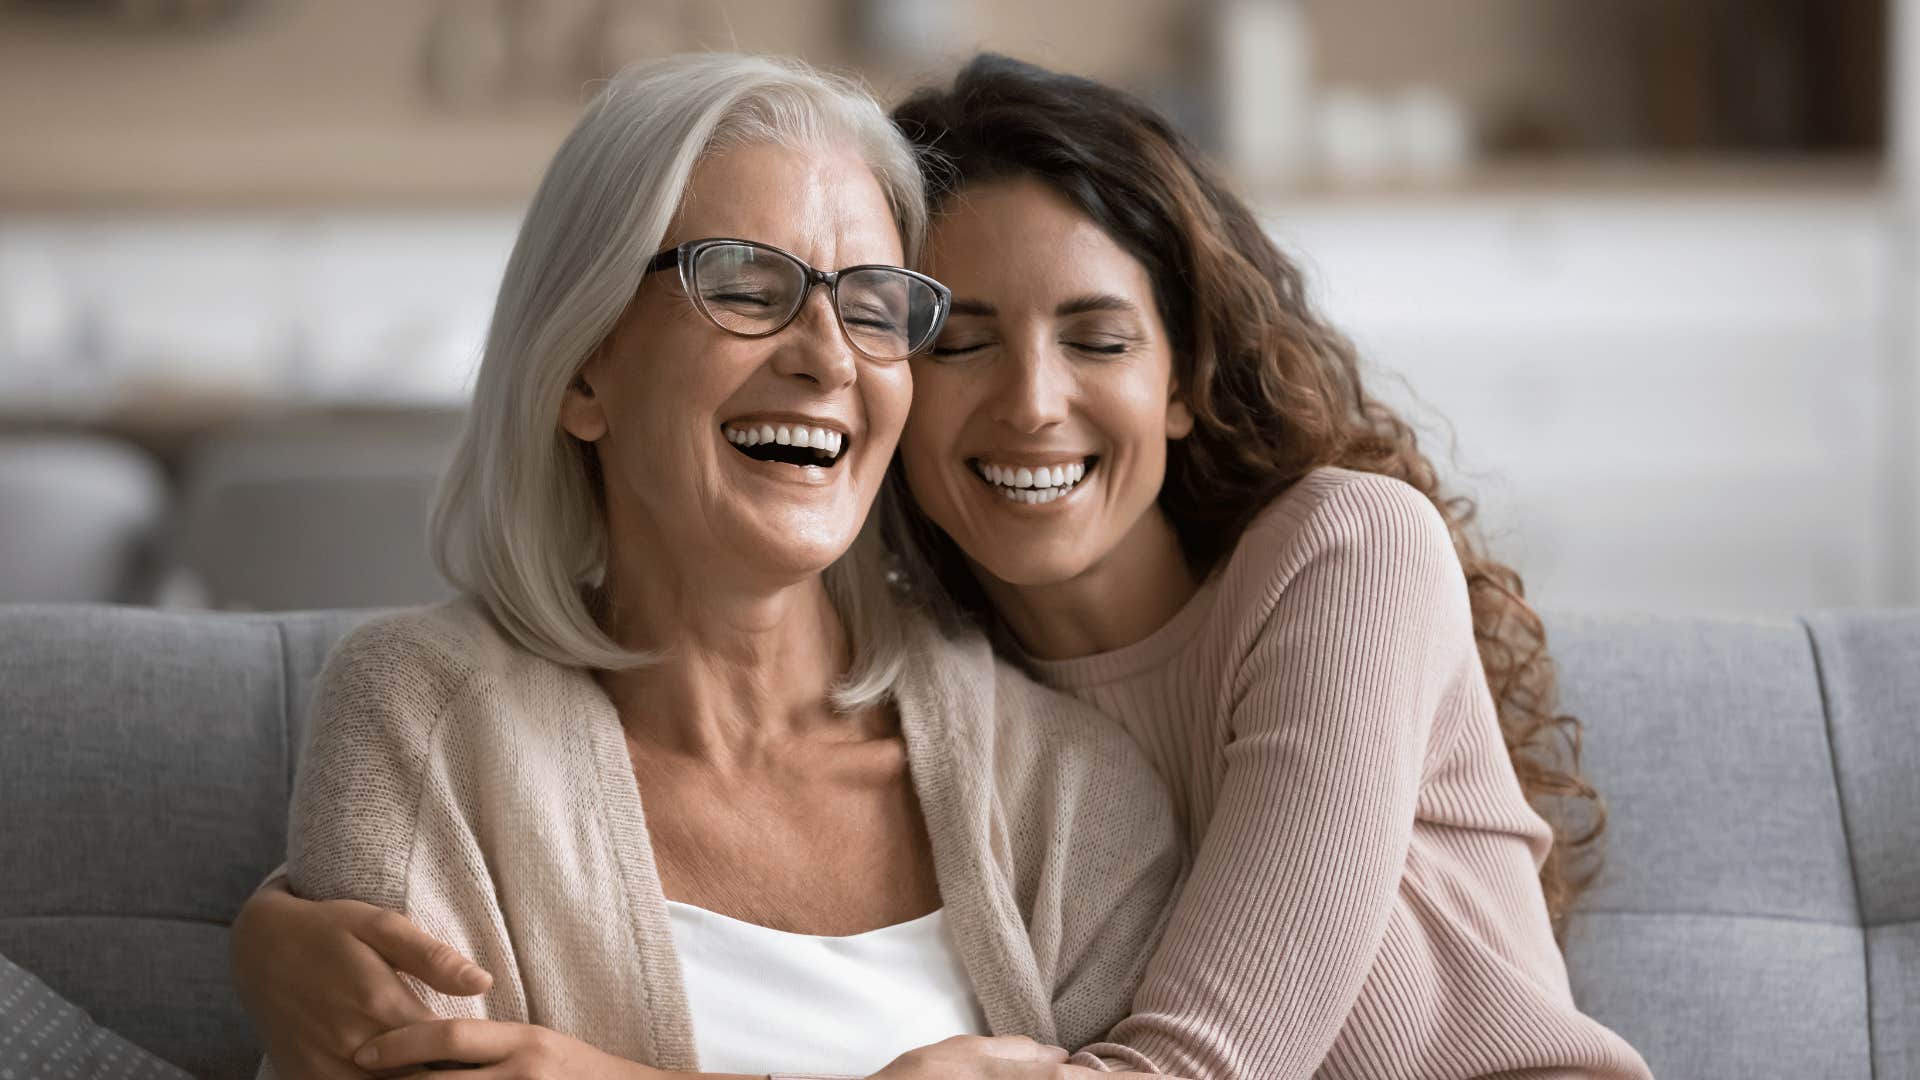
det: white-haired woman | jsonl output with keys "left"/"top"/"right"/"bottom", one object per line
{"left": 233, "top": 54, "right": 1180, "bottom": 1080}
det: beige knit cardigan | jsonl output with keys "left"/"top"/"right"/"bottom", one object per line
{"left": 262, "top": 597, "right": 1184, "bottom": 1080}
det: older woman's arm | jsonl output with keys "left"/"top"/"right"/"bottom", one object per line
{"left": 263, "top": 617, "right": 720, "bottom": 1079}
{"left": 1050, "top": 762, "right": 1186, "bottom": 1065}
{"left": 982, "top": 672, "right": 1188, "bottom": 1072}
{"left": 251, "top": 618, "right": 525, "bottom": 1080}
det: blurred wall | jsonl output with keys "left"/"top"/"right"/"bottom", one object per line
{"left": 0, "top": 0, "right": 1907, "bottom": 618}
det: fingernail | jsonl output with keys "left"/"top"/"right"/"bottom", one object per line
{"left": 354, "top": 1045, "right": 378, "bottom": 1067}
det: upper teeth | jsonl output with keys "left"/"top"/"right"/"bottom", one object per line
{"left": 725, "top": 422, "right": 844, "bottom": 456}
{"left": 977, "top": 461, "right": 1087, "bottom": 490}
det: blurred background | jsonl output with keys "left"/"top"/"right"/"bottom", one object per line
{"left": 0, "top": 0, "right": 1912, "bottom": 618}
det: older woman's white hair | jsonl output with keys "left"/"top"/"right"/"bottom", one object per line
{"left": 430, "top": 53, "right": 925, "bottom": 705}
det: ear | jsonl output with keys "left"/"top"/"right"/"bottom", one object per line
{"left": 558, "top": 358, "right": 609, "bottom": 443}
{"left": 1166, "top": 386, "right": 1195, "bottom": 441}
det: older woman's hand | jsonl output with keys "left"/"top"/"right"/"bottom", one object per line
{"left": 230, "top": 879, "right": 492, "bottom": 1079}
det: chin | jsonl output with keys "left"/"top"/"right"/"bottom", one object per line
{"left": 969, "top": 546, "right": 1089, "bottom": 591}
{"left": 738, "top": 522, "right": 860, "bottom": 579}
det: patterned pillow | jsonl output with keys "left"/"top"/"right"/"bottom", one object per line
{"left": 0, "top": 953, "right": 190, "bottom": 1080}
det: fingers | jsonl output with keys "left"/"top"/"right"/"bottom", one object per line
{"left": 925, "top": 1034, "right": 1068, "bottom": 1063}
{"left": 976, "top": 1035, "right": 1067, "bottom": 1063}
{"left": 353, "top": 1018, "right": 521, "bottom": 1071}
{"left": 355, "top": 909, "right": 493, "bottom": 997}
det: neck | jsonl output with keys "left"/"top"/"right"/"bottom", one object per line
{"left": 595, "top": 533, "right": 881, "bottom": 765}
{"left": 977, "top": 505, "right": 1198, "bottom": 661}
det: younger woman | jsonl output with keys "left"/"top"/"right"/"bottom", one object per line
{"left": 882, "top": 54, "right": 1648, "bottom": 1079}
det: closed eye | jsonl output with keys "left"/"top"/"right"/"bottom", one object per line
{"left": 707, "top": 290, "right": 779, "bottom": 308}
{"left": 842, "top": 304, "right": 901, "bottom": 331}
{"left": 929, "top": 342, "right": 990, "bottom": 358}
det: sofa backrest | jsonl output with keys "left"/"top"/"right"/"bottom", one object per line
{"left": 1548, "top": 611, "right": 1918, "bottom": 1080}
{"left": 0, "top": 605, "right": 370, "bottom": 1080}
{"left": 0, "top": 605, "right": 1914, "bottom": 1079}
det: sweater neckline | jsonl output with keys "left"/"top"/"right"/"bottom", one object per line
{"left": 1018, "top": 568, "right": 1224, "bottom": 687}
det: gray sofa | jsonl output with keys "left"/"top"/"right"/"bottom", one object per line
{"left": 0, "top": 605, "right": 1914, "bottom": 1079}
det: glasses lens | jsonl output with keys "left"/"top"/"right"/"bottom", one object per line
{"left": 836, "top": 269, "right": 945, "bottom": 360}
{"left": 690, "top": 243, "right": 805, "bottom": 334}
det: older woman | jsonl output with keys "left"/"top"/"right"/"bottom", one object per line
{"left": 238, "top": 53, "right": 1180, "bottom": 1080}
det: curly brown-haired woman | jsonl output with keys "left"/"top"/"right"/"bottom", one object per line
{"left": 883, "top": 54, "right": 1652, "bottom": 1079}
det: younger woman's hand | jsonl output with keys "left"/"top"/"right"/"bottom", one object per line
{"left": 350, "top": 1019, "right": 649, "bottom": 1079}
{"left": 229, "top": 879, "right": 492, "bottom": 1079}
{"left": 867, "top": 1035, "right": 1082, "bottom": 1078}
{"left": 867, "top": 1036, "right": 1184, "bottom": 1079}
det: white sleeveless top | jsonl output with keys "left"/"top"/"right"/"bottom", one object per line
{"left": 664, "top": 900, "right": 990, "bottom": 1076}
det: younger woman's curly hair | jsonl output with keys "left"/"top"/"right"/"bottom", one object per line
{"left": 891, "top": 53, "right": 1603, "bottom": 936}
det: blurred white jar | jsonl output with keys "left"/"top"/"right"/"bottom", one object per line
{"left": 1391, "top": 86, "right": 1474, "bottom": 181}
{"left": 1214, "top": 0, "right": 1315, "bottom": 181}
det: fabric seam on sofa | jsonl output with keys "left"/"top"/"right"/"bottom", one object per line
{"left": 0, "top": 913, "right": 240, "bottom": 928}
{"left": 1575, "top": 908, "right": 1871, "bottom": 929}
{"left": 276, "top": 620, "right": 295, "bottom": 798}
{"left": 1802, "top": 615, "right": 1877, "bottom": 1080}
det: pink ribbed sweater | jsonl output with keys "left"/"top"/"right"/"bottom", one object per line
{"left": 1050, "top": 468, "right": 1651, "bottom": 1079}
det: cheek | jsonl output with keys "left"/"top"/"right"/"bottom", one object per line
{"left": 900, "top": 370, "right": 968, "bottom": 463}
{"left": 1109, "top": 366, "right": 1181, "bottom": 455}
{"left": 897, "top": 432, "right": 947, "bottom": 513}
{"left": 863, "top": 364, "right": 916, "bottom": 453}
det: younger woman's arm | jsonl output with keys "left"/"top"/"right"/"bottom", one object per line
{"left": 229, "top": 892, "right": 1147, "bottom": 1080}
{"left": 1073, "top": 482, "right": 1456, "bottom": 1078}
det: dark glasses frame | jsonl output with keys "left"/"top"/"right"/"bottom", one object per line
{"left": 644, "top": 236, "right": 952, "bottom": 362}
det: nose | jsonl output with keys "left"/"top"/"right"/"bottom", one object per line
{"left": 990, "top": 338, "right": 1072, "bottom": 434}
{"left": 768, "top": 283, "right": 858, "bottom": 390}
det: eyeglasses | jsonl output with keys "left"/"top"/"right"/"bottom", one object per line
{"left": 644, "top": 237, "right": 951, "bottom": 363}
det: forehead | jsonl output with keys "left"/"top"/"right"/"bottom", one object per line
{"left": 923, "top": 177, "right": 1152, "bottom": 301}
{"left": 666, "top": 141, "right": 903, "bottom": 268}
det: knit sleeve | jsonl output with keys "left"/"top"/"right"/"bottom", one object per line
{"left": 283, "top": 615, "right": 528, "bottom": 1022}
{"left": 1071, "top": 479, "right": 1462, "bottom": 1078}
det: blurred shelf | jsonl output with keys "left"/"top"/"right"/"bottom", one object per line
{"left": 0, "top": 119, "right": 570, "bottom": 211}
{"left": 1239, "top": 154, "right": 1890, "bottom": 205}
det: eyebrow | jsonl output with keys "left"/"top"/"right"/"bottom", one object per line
{"left": 1055, "top": 294, "right": 1138, "bottom": 318}
{"left": 945, "top": 294, "right": 1140, "bottom": 319}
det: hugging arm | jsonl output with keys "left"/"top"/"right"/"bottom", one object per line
{"left": 231, "top": 892, "right": 1146, "bottom": 1080}
{"left": 1071, "top": 493, "right": 1456, "bottom": 1078}
{"left": 231, "top": 875, "right": 493, "bottom": 1080}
